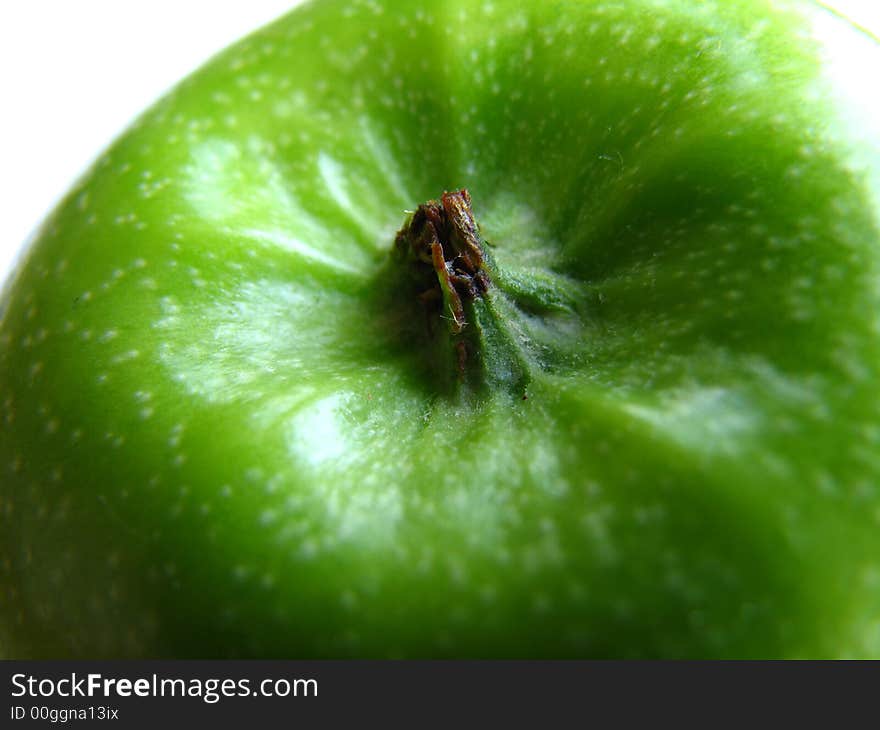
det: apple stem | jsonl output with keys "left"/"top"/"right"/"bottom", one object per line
{"left": 394, "top": 189, "right": 530, "bottom": 396}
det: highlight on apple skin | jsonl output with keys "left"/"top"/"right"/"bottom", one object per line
{"left": 1, "top": 0, "right": 880, "bottom": 658}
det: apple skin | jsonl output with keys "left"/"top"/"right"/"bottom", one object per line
{"left": 2, "top": 0, "right": 880, "bottom": 658}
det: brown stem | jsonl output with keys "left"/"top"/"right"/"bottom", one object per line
{"left": 394, "top": 189, "right": 530, "bottom": 395}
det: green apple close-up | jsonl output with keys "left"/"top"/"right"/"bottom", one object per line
{"left": 2, "top": 0, "right": 880, "bottom": 658}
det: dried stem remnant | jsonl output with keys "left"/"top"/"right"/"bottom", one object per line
{"left": 394, "top": 189, "right": 490, "bottom": 335}
{"left": 394, "top": 189, "right": 531, "bottom": 395}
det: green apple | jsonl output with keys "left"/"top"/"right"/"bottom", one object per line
{"left": 2, "top": 0, "right": 880, "bottom": 658}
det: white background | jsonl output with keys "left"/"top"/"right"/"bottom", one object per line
{"left": 1, "top": 0, "right": 878, "bottom": 284}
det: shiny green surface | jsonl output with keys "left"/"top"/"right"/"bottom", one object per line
{"left": 2, "top": 0, "right": 880, "bottom": 657}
